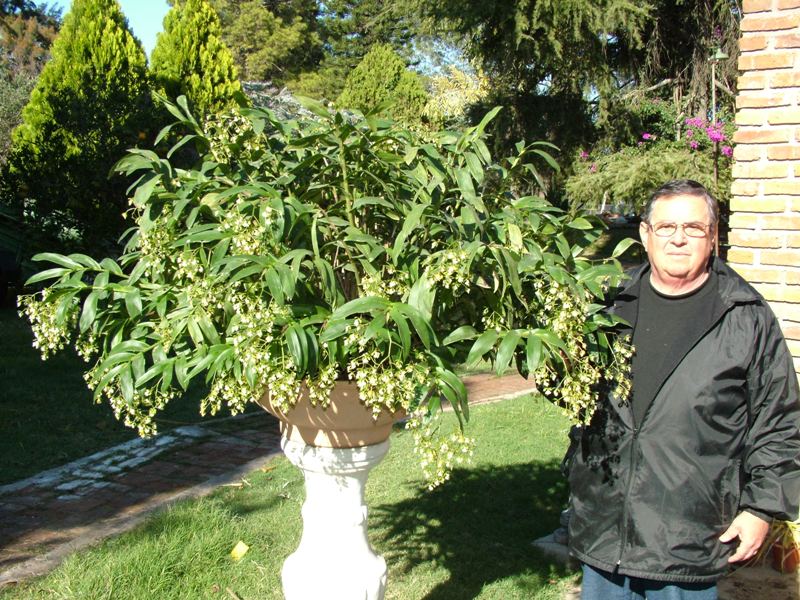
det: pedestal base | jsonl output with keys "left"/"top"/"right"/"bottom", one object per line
{"left": 281, "top": 437, "right": 390, "bottom": 600}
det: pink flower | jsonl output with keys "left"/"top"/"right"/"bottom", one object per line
{"left": 579, "top": 150, "right": 590, "bottom": 160}
{"left": 721, "top": 145, "right": 733, "bottom": 157}
{"left": 689, "top": 140, "right": 699, "bottom": 150}
{"left": 642, "top": 132, "right": 655, "bottom": 140}
{"left": 686, "top": 129, "right": 694, "bottom": 138}
{"left": 705, "top": 125, "right": 725, "bottom": 143}
{"left": 685, "top": 117, "right": 704, "bottom": 128}
{"left": 589, "top": 163, "right": 597, "bottom": 173}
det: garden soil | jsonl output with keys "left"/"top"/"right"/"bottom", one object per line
{"left": 718, "top": 564, "right": 799, "bottom": 600}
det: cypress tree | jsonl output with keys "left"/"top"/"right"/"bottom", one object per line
{"left": 337, "top": 43, "right": 427, "bottom": 127}
{"left": 149, "top": 0, "right": 242, "bottom": 118}
{"left": 2, "top": 0, "right": 150, "bottom": 254}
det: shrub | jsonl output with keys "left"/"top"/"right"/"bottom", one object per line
{"left": 1, "top": 0, "right": 151, "bottom": 254}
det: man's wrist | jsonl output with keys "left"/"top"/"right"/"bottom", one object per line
{"left": 742, "top": 508, "right": 773, "bottom": 523}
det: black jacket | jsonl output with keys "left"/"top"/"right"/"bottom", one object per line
{"left": 568, "top": 258, "right": 800, "bottom": 582}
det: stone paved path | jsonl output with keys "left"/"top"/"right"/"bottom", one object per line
{"left": 0, "top": 373, "right": 537, "bottom": 587}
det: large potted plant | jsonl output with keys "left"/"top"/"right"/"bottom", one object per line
{"left": 20, "top": 96, "right": 632, "bottom": 598}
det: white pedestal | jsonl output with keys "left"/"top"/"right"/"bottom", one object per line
{"left": 280, "top": 437, "right": 390, "bottom": 600}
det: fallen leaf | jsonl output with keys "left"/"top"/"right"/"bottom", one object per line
{"left": 230, "top": 540, "right": 249, "bottom": 561}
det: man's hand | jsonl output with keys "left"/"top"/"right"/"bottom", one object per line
{"left": 719, "top": 511, "right": 770, "bottom": 563}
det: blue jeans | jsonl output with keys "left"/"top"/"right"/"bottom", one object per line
{"left": 581, "top": 564, "right": 718, "bottom": 600}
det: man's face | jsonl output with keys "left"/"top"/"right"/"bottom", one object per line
{"left": 639, "top": 194, "right": 716, "bottom": 291}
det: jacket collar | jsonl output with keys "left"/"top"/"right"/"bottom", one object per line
{"left": 606, "top": 256, "right": 761, "bottom": 428}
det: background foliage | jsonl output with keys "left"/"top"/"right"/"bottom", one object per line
{"left": 0, "top": 0, "right": 150, "bottom": 254}
{"left": 337, "top": 43, "right": 429, "bottom": 127}
{"left": 150, "top": 0, "right": 243, "bottom": 119}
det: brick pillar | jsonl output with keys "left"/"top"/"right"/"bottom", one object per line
{"left": 730, "top": 0, "right": 800, "bottom": 374}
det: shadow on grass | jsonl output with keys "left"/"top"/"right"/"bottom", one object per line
{"left": 372, "top": 459, "right": 570, "bottom": 599}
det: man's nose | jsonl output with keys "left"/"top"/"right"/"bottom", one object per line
{"left": 670, "top": 227, "right": 688, "bottom": 243}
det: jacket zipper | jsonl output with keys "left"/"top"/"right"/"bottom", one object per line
{"left": 617, "top": 426, "right": 640, "bottom": 567}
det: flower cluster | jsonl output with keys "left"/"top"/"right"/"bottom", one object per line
{"left": 532, "top": 278, "right": 631, "bottom": 424}
{"left": 425, "top": 247, "right": 471, "bottom": 293}
{"left": 136, "top": 215, "right": 173, "bottom": 273}
{"left": 203, "top": 111, "right": 266, "bottom": 164}
{"left": 407, "top": 411, "right": 475, "bottom": 489}
{"left": 18, "top": 291, "right": 77, "bottom": 359}
{"left": 221, "top": 200, "right": 275, "bottom": 256}
{"left": 360, "top": 265, "right": 409, "bottom": 299}
{"left": 83, "top": 367, "right": 176, "bottom": 437}
{"left": 684, "top": 117, "right": 732, "bottom": 157}
{"left": 347, "top": 352, "right": 430, "bottom": 416}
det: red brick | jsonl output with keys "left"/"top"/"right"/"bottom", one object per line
{"left": 738, "top": 52, "right": 796, "bottom": 70}
{"left": 733, "top": 145, "right": 764, "bottom": 161}
{"left": 741, "top": 35, "right": 771, "bottom": 51}
{"left": 763, "top": 181, "right": 800, "bottom": 195}
{"left": 767, "top": 145, "right": 800, "bottom": 160}
{"left": 732, "top": 162, "right": 789, "bottom": 178}
{"left": 728, "top": 230, "right": 785, "bottom": 247}
{"left": 770, "top": 71, "right": 800, "bottom": 87}
{"left": 741, "top": 14, "right": 800, "bottom": 32}
{"left": 733, "top": 128, "right": 792, "bottom": 143}
{"left": 769, "top": 108, "right": 800, "bottom": 124}
{"left": 737, "top": 93, "right": 792, "bottom": 108}
{"left": 738, "top": 73, "right": 768, "bottom": 90}
{"left": 775, "top": 33, "right": 800, "bottom": 48}
{"left": 744, "top": 0, "right": 774, "bottom": 10}
{"left": 761, "top": 249, "right": 800, "bottom": 266}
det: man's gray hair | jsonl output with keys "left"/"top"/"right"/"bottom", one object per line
{"left": 642, "top": 180, "right": 719, "bottom": 226}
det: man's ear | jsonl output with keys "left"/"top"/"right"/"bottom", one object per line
{"left": 639, "top": 221, "right": 650, "bottom": 253}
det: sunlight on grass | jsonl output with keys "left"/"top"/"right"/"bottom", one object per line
{"left": 2, "top": 395, "right": 578, "bottom": 600}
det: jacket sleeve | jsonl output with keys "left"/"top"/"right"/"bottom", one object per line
{"left": 740, "top": 304, "right": 800, "bottom": 522}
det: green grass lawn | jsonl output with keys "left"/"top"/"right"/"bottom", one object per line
{"left": 0, "top": 309, "right": 256, "bottom": 485}
{"left": 1, "top": 395, "right": 577, "bottom": 599}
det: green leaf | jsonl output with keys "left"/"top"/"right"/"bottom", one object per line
{"left": 466, "top": 330, "right": 499, "bottom": 366}
{"left": 389, "top": 307, "right": 411, "bottom": 359}
{"left": 25, "top": 267, "right": 69, "bottom": 285}
{"left": 526, "top": 335, "right": 544, "bottom": 373}
{"left": 132, "top": 174, "right": 160, "bottom": 207}
{"left": 407, "top": 274, "right": 435, "bottom": 320}
{"left": 393, "top": 303, "right": 436, "bottom": 349}
{"left": 495, "top": 330, "right": 521, "bottom": 376}
{"left": 507, "top": 223, "right": 524, "bottom": 252}
{"left": 391, "top": 203, "right": 427, "bottom": 263}
{"left": 567, "top": 217, "right": 594, "bottom": 230}
{"left": 353, "top": 196, "right": 395, "bottom": 210}
{"left": 294, "top": 96, "right": 333, "bottom": 120}
{"left": 79, "top": 291, "right": 99, "bottom": 333}
{"left": 436, "top": 366, "right": 469, "bottom": 421}
{"left": 464, "top": 152, "right": 485, "bottom": 184}
{"left": 32, "top": 253, "right": 81, "bottom": 269}
{"left": 612, "top": 237, "right": 640, "bottom": 258}
{"left": 473, "top": 106, "right": 502, "bottom": 138}
{"left": 135, "top": 361, "right": 167, "bottom": 387}
{"left": 125, "top": 288, "right": 142, "bottom": 319}
{"left": 442, "top": 325, "right": 479, "bottom": 346}
{"left": 320, "top": 318, "right": 350, "bottom": 343}
{"left": 331, "top": 296, "right": 389, "bottom": 320}
{"left": 286, "top": 324, "right": 309, "bottom": 374}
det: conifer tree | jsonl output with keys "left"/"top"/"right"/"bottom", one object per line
{"left": 337, "top": 43, "right": 427, "bottom": 127}
{"left": 150, "top": 0, "right": 242, "bottom": 118}
{"left": 1, "top": 0, "right": 150, "bottom": 253}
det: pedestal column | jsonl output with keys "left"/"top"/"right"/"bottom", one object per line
{"left": 280, "top": 437, "right": 390, "bottom": 600}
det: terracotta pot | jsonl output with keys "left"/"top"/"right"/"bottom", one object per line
{"left": 258, "top": 380, "right": 405, "bottom": 448}
{"left": 771, "top": 542, "right": 800, "bottom": 574}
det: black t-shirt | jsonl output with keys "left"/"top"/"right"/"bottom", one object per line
{"left": 630, "top": 270, "right": 719, "bottom": 426}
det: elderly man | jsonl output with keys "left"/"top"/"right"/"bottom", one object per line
{"left": 567, "top": 180, "right": 800, "bottom": 599}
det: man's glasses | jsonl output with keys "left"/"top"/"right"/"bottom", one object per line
{"left": 646, "top": 221, "right": 711, "bottom": 238}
